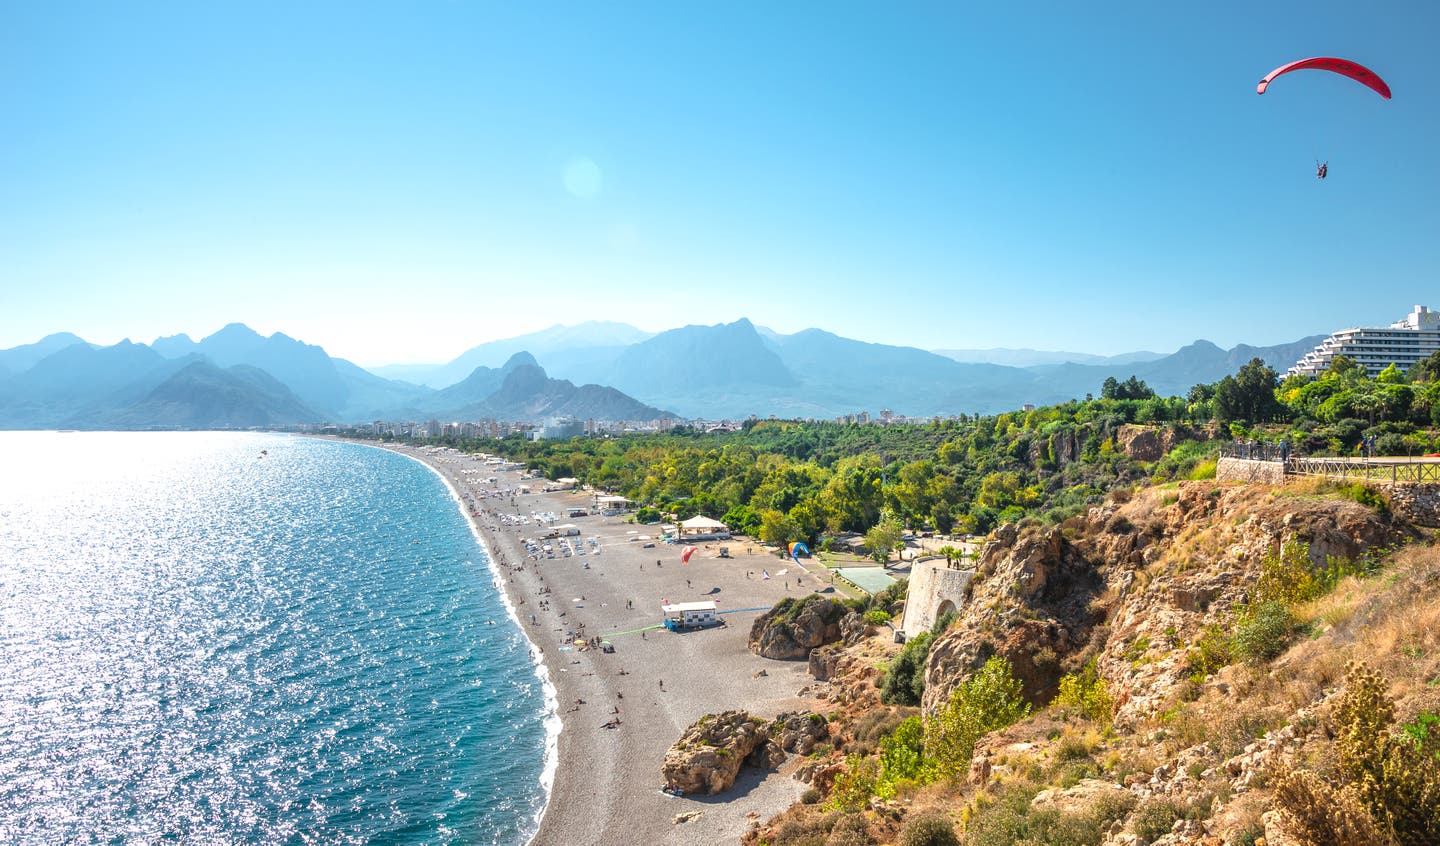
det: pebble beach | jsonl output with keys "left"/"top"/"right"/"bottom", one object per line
{"left": 382, "top": 442, "right": 837, "bottom": 845}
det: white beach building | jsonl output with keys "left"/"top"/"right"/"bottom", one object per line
{"left": 661, "top": 600, "right": 719, "bottom": 630}
{"left": 677, "top": 516, "right": 730, "bottom": 539}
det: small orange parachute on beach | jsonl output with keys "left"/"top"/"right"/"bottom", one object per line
{"left": 1257, "top": 57, "right": 1391, "bottom": 99}
{"left": 681, "top": 546, "right": 697, "bottom": 564}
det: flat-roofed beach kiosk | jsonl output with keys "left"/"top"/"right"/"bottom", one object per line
{"left": 661, "top": 600, "right": 719, "bottom": 631}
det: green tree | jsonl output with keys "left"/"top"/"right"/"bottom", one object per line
{"left": 930, "top": 502, "right": 956, "bottom": 534}
{"left": 721, "top": 504, "right": 762, "bottom": 536}
{"left": 1410, "top": 351, "right": 1440, "bottom": 383}
{"left": 881, "top": 631, "right": 934, "bottom": 705}
{"left": 923, "top": 655, "right": 1031, "bottom": 780}
{"left": 1327, "top": 354, "right": 1364, "bottom": 381}
{"left": 1215, "top": 358, "right": 1284, "bottom": 423}
{"left": 866, "top": 515, "right": 905, "bottom": 566}
{"left": 1378, "top": 363, "right": 1407, "bottom": 385}
{"left": 877, "top": 716, "right": 926, "bottom": 795}
{"left": 757, "top": 508, "right": 801, "bottom": 545}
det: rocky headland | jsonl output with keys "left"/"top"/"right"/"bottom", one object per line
{"left": 736, "top": 479, "right": 1439, "bottom": 846}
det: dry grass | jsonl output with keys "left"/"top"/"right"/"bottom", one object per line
{"left": 1277, "top": 475, "right": 1340, "bottom": 498}
{"left": 1294, "top": 578, "right": 1367, "bottom": 631}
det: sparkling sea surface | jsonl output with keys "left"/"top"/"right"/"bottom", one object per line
{"left": 0, "top": 432, "right": 548, "bottom": 845}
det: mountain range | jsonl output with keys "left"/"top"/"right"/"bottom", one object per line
{"left": 380, "top": 320, "right": 1324, "bottom": 419}
{"left": 0, "top": 319, "right": 1328, "bottom": 428}
{"left": 0, "top": 325, "right": 672, "bottom": 430}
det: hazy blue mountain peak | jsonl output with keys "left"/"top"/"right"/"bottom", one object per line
{"left": 502, "top": 351, "right": 539, "bottom": 369}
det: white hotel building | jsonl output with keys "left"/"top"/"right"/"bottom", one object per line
{"left": 1289, "top": 305, "right": 1440, "bottom": 379}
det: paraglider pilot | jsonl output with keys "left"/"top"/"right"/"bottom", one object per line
{"left": 1316, "top": 161, "right": 1328, "bottom": 179}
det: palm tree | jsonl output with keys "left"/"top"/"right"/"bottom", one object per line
{"left": 936, "top": 545, "right": 962, "bottom": 570}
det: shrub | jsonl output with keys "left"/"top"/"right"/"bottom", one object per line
{"left": 863, "top": 609, "right": 892, "bottom": 626}
{"left": 771, "top": 815, "right": 828, "bottom": 846}
{"left": 1130, "top": 798, "right": 1181, "bottom": 841}
{"left": 1053, "top": 728, "right": 1097, "bottom": 762}
{"left": 1337, "top": 482, "right": 1390, "bottom": 514}
{"left": 801, "top": 787, "right": 821, "bottom": 804}
{"left": 826, "top": 755, "right": 878, "bottom": 812}
{"left": 871, "top": 578, "right": 908, "bottom": 612}
{"left": 1053, "top": 659, "right": 1115, "bottom": 725}
{"left": 825, "top": 813, "right": 872, "bottom": 846}
{"left": 853, "top": 709, "right": 906, "bottom": 746}
{"left": 1186, "top": 624, "right": 1233, "bottom": 681}
{"left": 1255, "top": 541, "right": 1379, "bottom": 608}
{"left": 960, "top": 783, "right": 1129, "bottom": 846}
{"left": 1272, "top": 766, "right": 1383, "bottom": 846}
{"left": 1188, "top": 459, "right": 1218, "bottom": 480}
{"left": 931, "top": 608, "right": 958, "bottom": 635}
{"left": 897, "top": 813, "right": 958, "bottom": 846}
{"left": 961, "top": 787, "right": 1036, "bottom": 846}
{"left": 923, "top": 655, "right": 1031, "bottom": 780}
{"left": 824, "top": 828, "right": 870, "bottom": 846}
{"left": 1334, "top": 662, "right": 1440, "bottom": 844}
{"left": 876, "top": 716, "right": 925, "bottom": 797}
{"left": 881, "top": 632, "right": 933, "bottom": 706}
{"left": 1231, "top": 601, "right": 1300, "bottom": 664}
{"left": 1400, "top": 712, "right": 1440, "bottom": 760}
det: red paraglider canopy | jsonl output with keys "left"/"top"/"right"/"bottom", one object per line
{"left": 1257, "top": 57, "right": 1391, "bottom": 99}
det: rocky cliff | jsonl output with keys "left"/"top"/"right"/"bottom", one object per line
{"left": 747, "top": 479, "right": 1439, "bottom": 846}
{"left": 922, "top": 482, "right": 1411, "bottom": 724}
{"left": 748, "top": 595, "right": 851, "bottom": 660}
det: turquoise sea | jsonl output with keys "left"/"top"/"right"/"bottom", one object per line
{"left": 0, "top": 432, "right": 550, "bottom": 844}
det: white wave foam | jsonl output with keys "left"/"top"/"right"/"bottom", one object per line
{"left": 361, "top": 444, "right": 561, "bottom": 845}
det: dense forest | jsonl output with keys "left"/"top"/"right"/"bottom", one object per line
{"left": 357, "top": 352, "right": 1440, "bottom": 546}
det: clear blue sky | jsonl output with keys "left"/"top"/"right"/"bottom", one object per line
{"left": 3, "top": 1, "right": 1438, "bottom": 365}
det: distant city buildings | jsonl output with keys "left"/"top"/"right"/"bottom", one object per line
{"left": 530, "top": 417, "right": 585, "bottom": 440}
{"left": 1290, "top": 304, "right": 1440, "bottom": 378}
{"left": 307, "top": 408, "right": 975, "bottom": 440}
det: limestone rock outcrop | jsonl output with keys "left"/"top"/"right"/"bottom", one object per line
{"left": 839, "top": 611, "right": 872, "bottom": 646}
{"left": 807, "top": 642, "right": 845, "bottom": 681}
{"left": 661, "top": 710, "right": 785, "bottom": 795}
{"left": 748, "top": 595, "right": 847, "bottom": 660}
{"left": 770, "top": 711, "right": 829, "bottom": 756}
{"left": 922, "top": 481, "right": 1411, "bottom": 723}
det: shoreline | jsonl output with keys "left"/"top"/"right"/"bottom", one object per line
{"left": 375, "top": 441, "right": 562, "bottom": 841}
{"left": 352, "top": 439, "right": 833, "bottom": 845}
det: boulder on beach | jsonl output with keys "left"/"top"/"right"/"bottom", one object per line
{"left": 747, "top": 595, "right": 847, "bottom": 660}
{"left": 661, "top": 710, "right": 785, "bottom": 795}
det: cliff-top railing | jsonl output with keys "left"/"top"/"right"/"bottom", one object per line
{"left": 1218, "top": 442, "right": 1291, "bottom": 463}
{"left": 1286, "top": 456, "right": 1440, "bottom": 485}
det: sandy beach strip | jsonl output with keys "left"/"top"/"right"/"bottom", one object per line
{"left": 369, "top": 442, "right": 837, "bottom": 846}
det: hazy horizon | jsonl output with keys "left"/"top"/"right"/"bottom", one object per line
{"left": 5, "top": 2, "right": 1436, "bottom": 365}
{"left": 2, "top": 315, "right": 1321, "bottom": 372}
